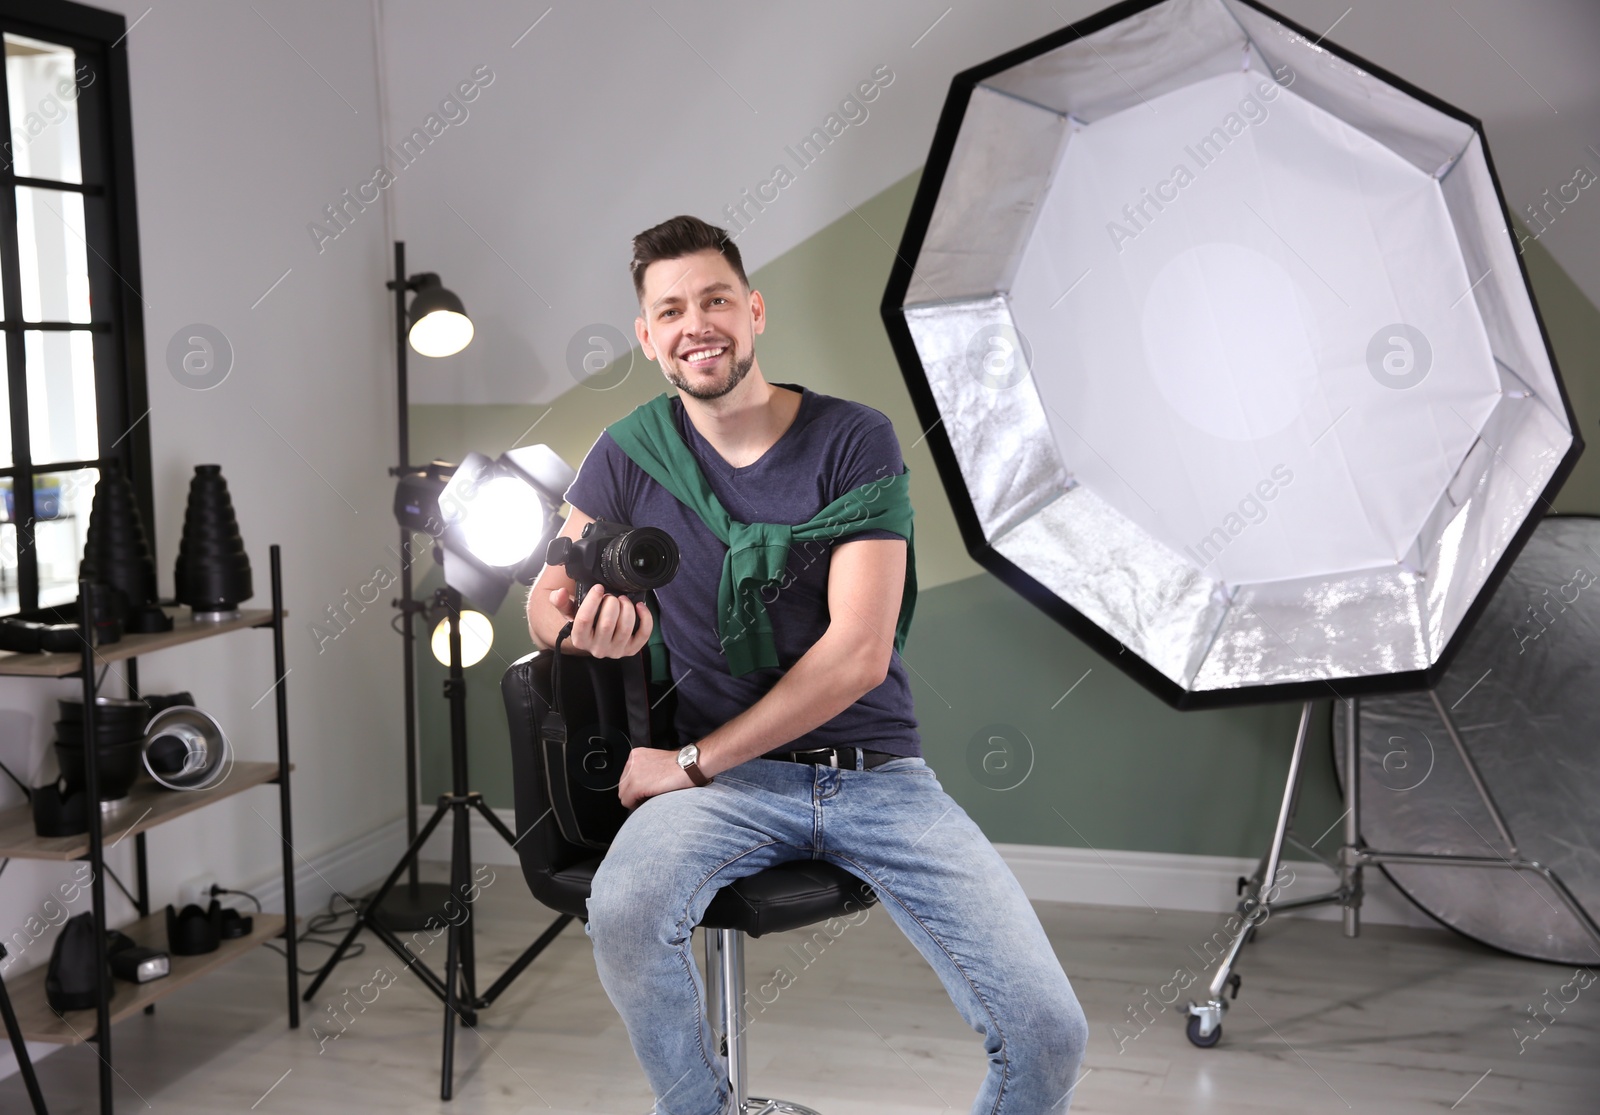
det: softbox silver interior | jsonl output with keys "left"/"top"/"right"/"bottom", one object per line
{"left": 882, "top": 0, "right": 1582, "bottom": 708}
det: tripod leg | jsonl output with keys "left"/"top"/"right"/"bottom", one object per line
{"left": 1185, "top": 700, "right": 1314, "bottom": 1046}
{"left": 454, "top": 800, "right": 478, "bottom": 1016}
{"left": 304, "top": 800, "right": 452, "bottom": 1002}
{"left": 1340, "top": 697, "right": 1363, "bottom": 937}
{"left": 471, "top": 795, "right": 520, "bottom": 847}
{"left": 0, "top": 946, "right": 48, "bottom": 1115}
{"left": 441, "top": 904, "right": 459, "bottom": 1101}
{"left": 440, "top": 794, "right": 471, "bottom": 1100}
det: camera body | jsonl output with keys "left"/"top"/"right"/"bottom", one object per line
{"left": 545, "top": 519, "right": 680, "bottom": 608}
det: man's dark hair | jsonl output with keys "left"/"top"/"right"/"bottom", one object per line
{"left": 630, "top": 215, "right": 749, "bottom": 306}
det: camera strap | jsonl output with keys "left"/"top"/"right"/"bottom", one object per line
{"left": 537, "top": 625, "right": 657, "bottom": 848}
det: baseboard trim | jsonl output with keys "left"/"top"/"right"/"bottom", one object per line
{"left": 249, "top": 815, "right": 411, "bottom": 916}
{"left": 417, "top": 805, "right": 1435, "bottom": 929}
{"left": 993, "top": 841, "right": 1436, "bottom": 928}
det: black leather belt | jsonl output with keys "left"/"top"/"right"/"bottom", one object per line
{"left": 769, "top": 746, "right": 899, "bottom": 769}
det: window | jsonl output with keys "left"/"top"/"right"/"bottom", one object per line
{"left": 0, "top": 0, "right": 150, "bottom": 615}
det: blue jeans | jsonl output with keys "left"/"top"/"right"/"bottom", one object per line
{"left": 584, "top": 755, "right": 1088, "bottom": 1115}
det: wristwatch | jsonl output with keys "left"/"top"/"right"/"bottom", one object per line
{"left": 676, "top": 743, "right": 711, "bottom": 787}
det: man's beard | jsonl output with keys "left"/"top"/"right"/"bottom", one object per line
{"left": 665, "top": 343, "right": 755, "bottom": 401}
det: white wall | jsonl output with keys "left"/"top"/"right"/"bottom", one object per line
{"left": 0, "top": 0, "right": 404, "bottom": 1075}
{"left": 374, "top": 0, "right": 1600, "bottom": 407}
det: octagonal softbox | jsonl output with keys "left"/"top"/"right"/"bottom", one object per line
{"left": 882, "top": 0, "right": 1582, "bottom": 709}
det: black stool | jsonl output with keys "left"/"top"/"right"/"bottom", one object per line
{"left": 503, "top": 651, "right": 875, "bottom": 1114}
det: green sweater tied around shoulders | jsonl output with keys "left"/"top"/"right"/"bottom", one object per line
{"left": 605, "top": 393, "right": 917, "bottom": 681}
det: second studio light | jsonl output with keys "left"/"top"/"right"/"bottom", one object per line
{"left": 434, "top": 447, "right": 572, "bottom": 612}
{"left": 430, "top": 609, "right": 493, "bottom": 667}
{"left": 407, "top": 273, "right": 474, "bottom": 357}
{"left": 393, "top": 444, "right": 575, "bottom": 614}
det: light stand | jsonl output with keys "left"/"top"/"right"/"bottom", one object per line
{"left": 301, "top": 241, "right": 571, "bottom": 1100}
{"left": 1180, "top": 695, "right": 1600, "bottom": 1047}
{"left": 377, "top": 238, "right": 443, "bottom": 929}
{"left": 303, "top": 570, "right": 572, "bottom": 1098}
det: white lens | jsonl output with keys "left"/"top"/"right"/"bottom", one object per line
{"left": 409, "top": 310, "right": 475, "bottom": 357}
{"left": 432, "top": 610, "right": 494, "bottom": 667}
{"left": 455, "top": 476, "right": 544, "bottom": 566}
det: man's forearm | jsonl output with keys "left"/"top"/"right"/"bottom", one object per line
{"left": 694, "top": 630, "right": 885, "bottom": 778}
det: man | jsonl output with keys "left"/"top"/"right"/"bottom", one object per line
{"left": 526, "top": 215, "right": 1086, "bottom": 1115}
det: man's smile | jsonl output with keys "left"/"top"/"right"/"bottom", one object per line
{"left": 680, "top": 344, "right": 727, "bottom": 366}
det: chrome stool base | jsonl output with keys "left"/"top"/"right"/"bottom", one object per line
{"left": 704, "top": 929, "right": 825, "bottom": 1115}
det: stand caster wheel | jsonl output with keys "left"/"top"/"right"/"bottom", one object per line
{"left": 1186, "top": 1015, "right": 1222, "bottom": 1048}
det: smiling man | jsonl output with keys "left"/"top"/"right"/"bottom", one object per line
{"left": 526, "top": 215, "right": 1087, "bottom": 1115}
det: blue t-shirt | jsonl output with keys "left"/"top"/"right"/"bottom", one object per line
{"left": 562, "top": 384, "right": 921, "bottom": 758}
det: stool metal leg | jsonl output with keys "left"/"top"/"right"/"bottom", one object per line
{"left": 704, "top": 929, "right": 724, "bottom": 1050}
{"left": 716, "top": 928, "right": 820, "bottom": 1115}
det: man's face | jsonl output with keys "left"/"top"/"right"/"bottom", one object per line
{"left": 635, "top": 248, "right": 764, "bottom": 401}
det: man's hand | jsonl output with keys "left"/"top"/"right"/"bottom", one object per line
{"left": 549, "top": 584, "right": 653, "bottom": 658}
{"left": 618, "top": 745, "right": 694, "bottom": 809}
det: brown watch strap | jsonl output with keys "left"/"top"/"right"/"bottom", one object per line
{"left": 679, "top": 746, "right": 711, "bottom": 787}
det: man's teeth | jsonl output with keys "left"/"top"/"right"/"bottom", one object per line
{"left": 684, "top": 347, "right": 725, "bottom": 365}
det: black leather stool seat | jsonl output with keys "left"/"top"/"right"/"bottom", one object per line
{"left": 540, "top": 856, "right": 876, "bottom": 938}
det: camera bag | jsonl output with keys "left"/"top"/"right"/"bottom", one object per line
{"left": 533, "top": 648, "right": 670, "bottom": 850}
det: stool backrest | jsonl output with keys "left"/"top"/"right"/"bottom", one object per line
{"left": 501, "top": 650, "right": 663, "bottom": 907}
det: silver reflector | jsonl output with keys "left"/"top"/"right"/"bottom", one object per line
{"left": 882, "top": 0, "right": 1582, "bottom": 707}
{"left": 1335, "top": 516, "right": 1600, "bottom": 965}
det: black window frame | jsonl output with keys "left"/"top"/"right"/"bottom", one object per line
{"left": 0, "top": 0, "right": 151, "bottom": 616}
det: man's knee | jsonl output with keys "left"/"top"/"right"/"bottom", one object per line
{"left": 1002, "top": 991, "right": 1089, "bottom": 1071}
{"left": 586, "top": 859, "right": 685, "bottom": 952}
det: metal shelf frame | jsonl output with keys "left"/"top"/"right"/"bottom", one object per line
{"left": 0, "top": 543, "right": 298, "bottom": 1114}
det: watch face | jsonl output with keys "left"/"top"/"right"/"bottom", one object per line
{"left": 678, "top": 744, "right": 698, "bottom": 768}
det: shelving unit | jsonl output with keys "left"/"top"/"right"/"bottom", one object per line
{"left": 5, "top": 911, "right": 288, "bottom": 1045}
{"left": 0, "top": 544, "right": 298, "bottom": 1115}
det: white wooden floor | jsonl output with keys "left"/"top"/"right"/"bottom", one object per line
{"left": 6, "top": 862, "right": 1597, "bottom": 1114}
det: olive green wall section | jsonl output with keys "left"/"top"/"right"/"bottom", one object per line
{"left": 408, "top": 170, "right": 981, "bottom": 592}
{"left": 410, "top": 169, "right": 1600, "bottom": 858}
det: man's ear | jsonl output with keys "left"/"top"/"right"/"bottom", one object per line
{"left": 635, "top": 314, "right": 655, "bottom": 360}
{"left": 749, "top": 289, "right": 765, "bottom": 335}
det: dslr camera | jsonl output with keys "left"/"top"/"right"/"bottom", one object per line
{"left": 545, "top": 519, "right": 680, "bottom": 607}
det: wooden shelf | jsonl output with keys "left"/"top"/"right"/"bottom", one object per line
{"left": 6, "top": 909, "right": 290, "bottom": 1044}
{"left": 0, "top": 607, "right": 278, "bottom": 678}
{"left": 0, "top": 762, "right": 288, "bottom": 861}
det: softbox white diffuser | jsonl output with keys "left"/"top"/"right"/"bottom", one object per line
{"left": 881, "top": 0, "right": 1582, "bottom": 708}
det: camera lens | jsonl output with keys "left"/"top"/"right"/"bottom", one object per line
{"left": 630, "top": 540, "right": 668, "bottom": 578}
{"left": 602, "top": 527, "right": 679, "bottom": 592}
